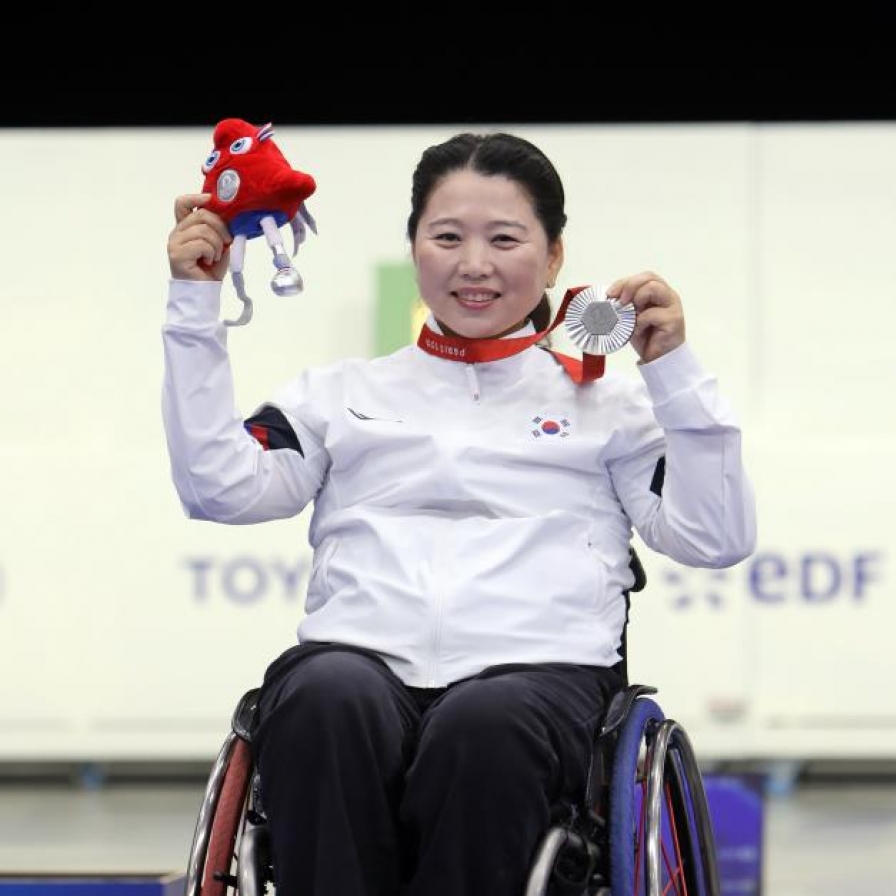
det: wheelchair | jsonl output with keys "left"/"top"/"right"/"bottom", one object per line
{"left": 186, "top": 552, "right": 721, "bottom": 896}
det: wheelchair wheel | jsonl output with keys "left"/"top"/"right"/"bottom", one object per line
{"left": 186, "top": 731, "right": 254, "bottom": 896}
{"left": 609, "top": 697, "right": 720, "bottom": 896}
{"left": 643, "top": 718, "right": 721, "bottom": 896}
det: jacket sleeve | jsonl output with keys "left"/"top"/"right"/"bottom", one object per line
{"left": 160, "top": 279, "right": 329, "bottom": 524}
{"left": 606, "top": 343, "right": 757, "bottom": 569}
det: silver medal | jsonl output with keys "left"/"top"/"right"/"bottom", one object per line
{"left": 563, "top": 285, "right": 636, "bottom": 354}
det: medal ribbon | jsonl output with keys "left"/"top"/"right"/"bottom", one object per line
{"left": 416, "top": 286, "right": 605, "bottom": 383}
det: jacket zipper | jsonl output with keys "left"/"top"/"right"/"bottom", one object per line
{"left": 427, "top": 521, "right": 454, "bottom": 686}
{"left": 464, "top": 364, "right": 481, "bottom": 402}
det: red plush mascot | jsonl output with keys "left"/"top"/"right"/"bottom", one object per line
{"left": 200, "top": 118, "right": 317, "bottom": 326}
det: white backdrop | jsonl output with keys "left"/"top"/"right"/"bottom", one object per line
{"left": 0, "top": 123, "right": 892, "bottom": 760}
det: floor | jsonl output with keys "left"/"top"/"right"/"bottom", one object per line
{"left": 0, "top": 771, "right": 894, "bottom": 894}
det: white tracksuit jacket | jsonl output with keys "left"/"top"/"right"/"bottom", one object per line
{"left": 162, "top": 280, "right": 757, "bottom": 688}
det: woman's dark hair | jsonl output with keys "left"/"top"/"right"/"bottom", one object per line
{"left": 407, "top": 133, "right": 566, "bottom": 334}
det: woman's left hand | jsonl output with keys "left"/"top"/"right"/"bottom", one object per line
{"left": 606, "top": 271, "right": 685, "bottom": 364}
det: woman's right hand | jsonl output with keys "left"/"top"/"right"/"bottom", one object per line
{"left": 167, "top": 193, "right": 233, "bottom": 281}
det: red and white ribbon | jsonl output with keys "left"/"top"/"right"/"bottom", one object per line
{"left": 416, "top": 286, "right": 605, "bottom": 384}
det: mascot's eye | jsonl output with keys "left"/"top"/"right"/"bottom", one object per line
{"left": 201, "top": 150, "right": 221, "bottom": 174}
{"left": 230, "top": 137, "right": 254, "bottom": 155}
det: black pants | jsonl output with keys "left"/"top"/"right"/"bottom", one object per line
{"left": 252, "top": 642, "right": 620, "bottom": 896}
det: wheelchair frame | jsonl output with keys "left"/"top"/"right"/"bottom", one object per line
{"left": 186, "top": 553, "right": 722, "bottom": 896}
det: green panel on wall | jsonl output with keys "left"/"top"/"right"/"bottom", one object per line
{"left": 375, "top": 262, "right": 419, "bottom": 356}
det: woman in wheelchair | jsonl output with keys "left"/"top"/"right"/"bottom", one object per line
{"left": 164, "top": 131, "right": 757, "bottom": 896}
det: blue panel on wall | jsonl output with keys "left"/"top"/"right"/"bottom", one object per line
{"left": 704, "top": 773, "right": 764, "bottom": 895}
{"left": 0, "top": 875, "right": 185, "bottom": 895}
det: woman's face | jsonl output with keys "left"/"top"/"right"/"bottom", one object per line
{"left": 412, "top": 168, "right": 563, "bottom": 340}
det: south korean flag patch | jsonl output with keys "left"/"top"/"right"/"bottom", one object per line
{"left": 531, "top": 415, "right": 572, "bottom": 439}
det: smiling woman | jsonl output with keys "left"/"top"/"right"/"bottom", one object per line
{"left": 410, "top": 166, "right": 563, "bottom": 340}
{"left": 161, "top": 129, "right": 756, "bottom": 896}
{"left": 407, "top": 133, "right": 568, "bottom": 339}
